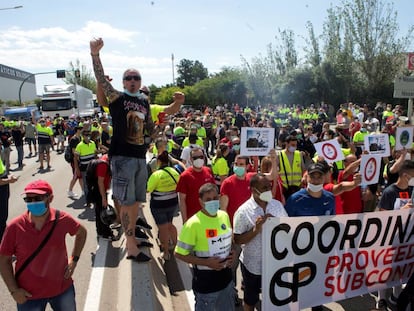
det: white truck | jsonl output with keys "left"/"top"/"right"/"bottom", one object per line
{"left": 40, "top": 84, "right": 97, "bottom": 118}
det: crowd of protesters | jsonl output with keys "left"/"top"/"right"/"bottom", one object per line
{"left": 1, "top": 68, "right": 413, "bottom": 311}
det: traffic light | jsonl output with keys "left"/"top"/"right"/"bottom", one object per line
{"left": 56, "top": 70, "right": 66, "bottom": 78}
{"left": 75, "top": 69, "right": 80, "bottom": 78}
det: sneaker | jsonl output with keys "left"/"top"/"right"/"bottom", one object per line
{"left": 136, "top": 217, "right": 152, "bottom": 230}
{"left": 135, "top": 228, "right": 149, "bottom": 240}
{"left": 67, "top": 190, "right": 78, "bottom": 198}
{"left": 110, "top": 222, "right": 121, "bottom": 229}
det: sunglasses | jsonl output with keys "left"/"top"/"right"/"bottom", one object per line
{"left": 123, "top": 75, "right": 141, "bottom": 81}
{"left": 192, "top": 155, "right": 204, "bottom": 160}
{"left": 23, "top": 195, "right": 46, "bottom": 203}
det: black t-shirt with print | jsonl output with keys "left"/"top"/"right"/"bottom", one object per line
{"left": 109, "top": 93, "right": 151, "bottom": 158}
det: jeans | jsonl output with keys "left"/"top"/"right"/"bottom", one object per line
{"left": 194, "top": 281, "right": 235, "bottom": 311}
{"left": 0, "top": 183, "right": 10, "bottom": 242}
{"left": 16, "top": 145, "right": 24, "bottom": 166}
{"left": 17, "top": 284, "right": 76, "bottom": 311}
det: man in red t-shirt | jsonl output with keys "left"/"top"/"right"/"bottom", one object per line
{"left": 338, "top": 155, "right": 363, "bottom": 214}
{"left": 176, "top": 147, "right": 215, "bottom": 223}
{"left": 0, "top": 180, "right": 87, "bottom": 309}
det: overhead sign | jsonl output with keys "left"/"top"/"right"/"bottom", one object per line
{"left": 394, "top": 75, "right": 414, "bottom": 98}
{"left": 408, "top": 52, "right": 414, "bottom": 71}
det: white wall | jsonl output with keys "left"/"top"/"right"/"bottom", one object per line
{"left": 0, "top": 64, "right": 37, "bottom": 103}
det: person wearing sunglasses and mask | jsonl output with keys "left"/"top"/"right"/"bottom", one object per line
{"left": 91, "top": 38, "right": 158, "bottom": 262}
{"left": 175, "top": 183, "right": 234, "bottom": 311}
{"left": 233, "top": 173, "right": 287, "bottom": 311}
{"left": 0, "top": 180, "right": 87, "bottom": 310}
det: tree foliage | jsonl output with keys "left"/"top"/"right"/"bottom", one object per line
{"left": 65, "top": 59, "right": 97, "bottom": 93}
{"left": 176, "top": 59, "right": 208, "bottom": 87}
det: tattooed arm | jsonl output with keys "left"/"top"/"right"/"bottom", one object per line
{"left": 90, "top": 38, "right": 120, "bottom": 103}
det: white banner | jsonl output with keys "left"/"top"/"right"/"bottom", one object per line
{"left": 262, "top": 210, "right": 414, "bottom": 310}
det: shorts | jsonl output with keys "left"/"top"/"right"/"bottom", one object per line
{"left": 240, "top": 262, "right": 261, "bottom": 307}
{"left": 111, "top": 155, "right": 147, "bottom": 206}
{"left": 39, "top": 144, "right": 51, "bottom": 154}
{"left": 150, "top": 204, "right": 178, "bottom": 225}
{"left": 57, "top": 135, "right": 65, "bottom": 143}
{"left": 70, "top": 162, "right": 82, "bottom": 178}
{"left": 25, "top": 137, "right": 36, "bottom": 145}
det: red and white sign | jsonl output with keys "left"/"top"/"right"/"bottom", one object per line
{"left": 360, "top": 154, "right": 382, "bottom": 185}
{"left": 408, "top": 52, "right": 414, "bottom": 71}
{"left": 314, "top": 139, "right": 344, "bottom": 164}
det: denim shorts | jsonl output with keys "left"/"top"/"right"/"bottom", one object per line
{"left": 111, "top": 155, "right": 147, "bottom": 206}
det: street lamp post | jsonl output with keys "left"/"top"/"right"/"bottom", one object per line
{"left": 18, "top": 71, "right": 55, "bottom": 105}
{"left": 0, "top": 5, "right": 23, "bottom": 11}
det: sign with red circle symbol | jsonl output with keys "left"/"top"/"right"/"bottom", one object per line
{"left": 408, "top": 53, "right": 414, "bottom": 71}
{"left": 364, "top": 157, "right": 377, "bottom": 183}
{"left": 360, "top": 154, "right": 381, "bottom": 185}
{"left": 321, "top": 143, "right": 338, "bottom": 161}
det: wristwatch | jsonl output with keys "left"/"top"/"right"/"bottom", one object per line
{"left": 72, "top": 255, "right": 80, "bottom": 263}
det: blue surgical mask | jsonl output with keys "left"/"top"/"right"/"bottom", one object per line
{"left": 232, "top": 145, "right": 240, "bottom": 151}
{"left": 27, "top": 201, "right": 48, "bottom": 216}
{"left": 124, "top": 89, "right": 140, "bottom": 97}
{"left": 204, "top": 200, "right": 220, "bottom": 216}
{"left": 233, "top": 165, "right": 245, "bottom": 177}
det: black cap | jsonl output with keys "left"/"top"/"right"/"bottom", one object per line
{"left": 307, "top": 162, "right": 325, "bottom": 175}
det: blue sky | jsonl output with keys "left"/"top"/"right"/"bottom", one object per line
{"left": 0, "top": 0, "right": 412, "bottom": 95}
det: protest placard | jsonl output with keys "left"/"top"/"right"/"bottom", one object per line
{"left": 360, "top": 154, "right": 382, "bottom": 185}
{"left": 240, "top": 127, "right": 275, "bottom": 156}
{"left": 314, "top": 139, "right": 344, "bottom": 164}
{"left": 395, "top": 126, "right": 414, "bottom": 151}
{"left": 364, "top": 133, "right": 390, "bottom": 157}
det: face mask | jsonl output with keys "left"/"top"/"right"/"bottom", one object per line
{"left": 233, "top": 165, "right": 245, "bottom": 177}
{"left": 307, "top": 183, "right": 323, "bottom": 193}
{"left": 257, "top": 190, "right": 273, "bottom": 202}
{"left": 288, "top": 146, "right": 296, "bottom": 153}
{"left": 231, "top": 136, "right": 238, "bottom": 141}
{"left": 309, "top": 135, "right": 318, "bottom": 143}
{"left": 124, "top": 89, "right": 140, "bottom": 97}
{"left": 27, "top": 201, "right": 48, "bottom": 216}
{"left": 166, "top": 131, "right": 172, "bottom": 136}
{"left": 233, "top": 144, "right": 240, "bottom": 151}
{"left": 361, "top": 128, "right": 367, "bottom": 133}
{"left": 204, "top": 200, "right": 220, "bottom": 216}
{"left": 193, "top": 158, "right": 204, "bottom": 168}
{"left": 323, "top": 134, "right": 329, "bottom": 140}
{"left": 409, "top": 178, "right": 414, "bottom": 187}
{"left": 297, "top": 134, "right": 303, "bottom": 140}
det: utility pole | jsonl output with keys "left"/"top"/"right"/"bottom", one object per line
{"left": 171, "top": 53, "right": 175, "bottom": 85}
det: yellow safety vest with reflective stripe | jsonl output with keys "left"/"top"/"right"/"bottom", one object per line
{"left": 279, "top": 150, "right": 302, "bottom": 188}
{"left": 75, "top": 140, "right": 96, "bottom": 170}
{"left": 0, "top": 158, "right": 5, "bottom": 177}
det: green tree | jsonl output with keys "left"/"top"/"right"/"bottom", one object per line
{"left": 176, "top": 59, "right": 208, "bottom": 87}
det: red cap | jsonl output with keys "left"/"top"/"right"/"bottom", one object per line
{"left": 23, "top": 180, "right": 53, "bottom": 195}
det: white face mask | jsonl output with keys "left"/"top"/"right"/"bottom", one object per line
{"left": 257, "top": 190, "right": 273, "bottom": 202}
{"left": 307, "top": 183, "right": 323, "bottom": 193}
{"left": 193, "top": 158, "right": 204, "bottom": 168}
{"left": 288, "top": 146, "right": 296, "bottom": 153}
{"left": 409, "top": 177, "right": 414, "bottom": 187}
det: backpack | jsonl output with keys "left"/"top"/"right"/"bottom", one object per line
{"left": 85, "top": 159, "right": 110, "bottom": 199}
{"left": 64, "top": 146, "right": 73, "bottom": 163}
